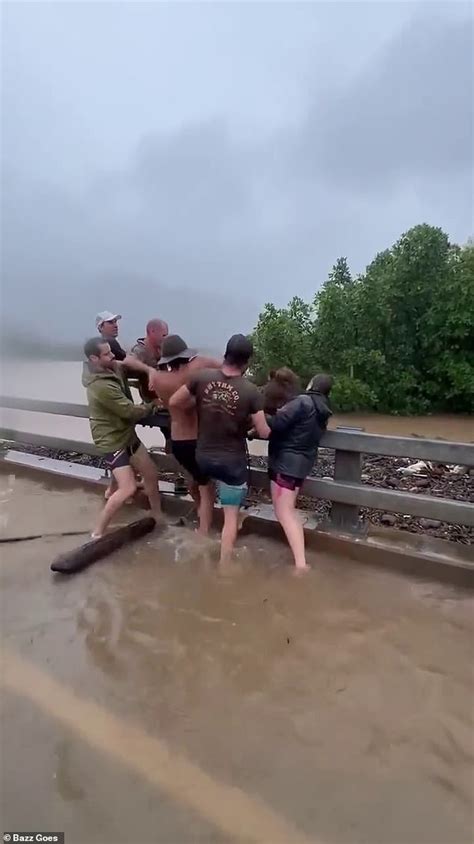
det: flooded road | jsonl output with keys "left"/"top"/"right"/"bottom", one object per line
{"left": 1, "top": 473, "right": 473, "bottom": 843}
{"left": 1, "top": 360, "right": 473, "bottom": 448}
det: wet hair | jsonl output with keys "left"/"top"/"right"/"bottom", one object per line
{"left": 84, "top": 337, "right": 108, "bottom": 359}
{"left": 307, "top": 373, "right": 333, "bottom": 395}
{"left": 224, "top": 334, "right": 253, "bottom": 368}
{"left": 263, "top": 367, "right": 301, "bottom": 414}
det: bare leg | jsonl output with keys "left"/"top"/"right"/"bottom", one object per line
{"left": 198, "top": 483, "right": 214, "bottom": 535}
{"left": 271, "top": 482, "right": 308, "bottom": 569}
{"left": 188, "top": 481, "right": 201, "bottom": 512}
{"left": 131, "top": 445, "right": 162, "bottom": 521}
{"left": 93, "top": 466, "right": 137, "bottom": 538}
{"left": 104, "top": 476, "right": 116, "bottom": 500}
{"left": 220, "top": 505, "right": 240, "bottom": 563}
{"left": 105, "top": 476, "right": 136, "bottom": 502}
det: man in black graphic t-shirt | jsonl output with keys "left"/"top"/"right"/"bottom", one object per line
{"left": 170, "top": 334, "right": 270, "bottom": 562}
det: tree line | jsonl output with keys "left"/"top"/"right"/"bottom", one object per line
{"left": 251, "top": 225, "right": 474, "bottom": 414}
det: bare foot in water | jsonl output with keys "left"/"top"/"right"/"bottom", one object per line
{"left": 292, "top": 564, "right": 310, "bottom": 576}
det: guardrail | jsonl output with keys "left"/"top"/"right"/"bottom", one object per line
{"left": 1, "top": 395, "right": 473, "bottom": 532}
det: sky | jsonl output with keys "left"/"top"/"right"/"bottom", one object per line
{"left": 1, "top": 0, "right": 473, "bottom": 349}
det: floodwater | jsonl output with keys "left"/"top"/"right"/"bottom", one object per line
{"left": 1, "top": 360, "right": 473, "bottom": 450}
{"left": 1, "top": 472, "right": 473, "bottom": 843}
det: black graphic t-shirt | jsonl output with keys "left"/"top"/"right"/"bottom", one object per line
{"left": 188, "top": 369, "right": 263, "bottom": 461}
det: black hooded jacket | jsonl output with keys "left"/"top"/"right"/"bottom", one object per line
{"left": 267, "top": 390, "right": 332, "bottom": 479}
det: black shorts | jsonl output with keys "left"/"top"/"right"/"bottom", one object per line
{"left": 269, "top": 469, "right": 304, "bottom": 491}
{"left": 104, "top": 436, "right": 141, "bottom": 471}
{"left": 197, "top": 455, "right": 247, "bottom": 487}
{"left": 172, "top": 440, "right": 209, "bottom": 486}
{"left": 139, "top": 412, "right": 171, "bottom": 439}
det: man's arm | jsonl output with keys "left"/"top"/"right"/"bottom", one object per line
{"left": 169, "top": 384, "right": 196, "bottom": 412}
{"left": 250, "top": 410, "right": 271, "bottom": 439}
{"left": 119, "top": 352, "right": 155, "bottom": 378}
{"left": 97, "top": 380, "right": 153, "bottom": 422}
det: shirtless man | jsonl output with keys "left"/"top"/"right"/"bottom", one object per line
{"left": 149, "top": 335, "right": 221, "bottom": 534}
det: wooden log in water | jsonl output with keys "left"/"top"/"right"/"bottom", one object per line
{"left": 51, "top": 516, "right": 157, "bottom": 574}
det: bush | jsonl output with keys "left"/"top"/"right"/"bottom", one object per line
{"left": 330, "top": 376, "right": 379, "bottom": 413}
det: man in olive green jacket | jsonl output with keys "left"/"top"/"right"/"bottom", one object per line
{"left": 83, "top": 336, "right": 162, "bottom": 537}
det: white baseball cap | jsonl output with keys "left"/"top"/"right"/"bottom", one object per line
{"left": 95, "top": 311, "right": 122, "bottom": 329}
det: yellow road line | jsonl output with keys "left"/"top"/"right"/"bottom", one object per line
{"left": 2, "top": 648, "right": 316, "bottom": 844}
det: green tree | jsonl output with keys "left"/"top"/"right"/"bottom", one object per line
{"left": 313, "top": 257, "right": 359, "bottom": 376}
{"left": 251, "top": 296, "right": 316, "bottom": 384}
{"left": 424, "top": 242, "right": 474, "bottom": 411}
{"left": 251, "top": 225, "right": 474, "bottom": 414}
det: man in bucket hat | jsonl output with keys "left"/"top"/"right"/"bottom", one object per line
{"left": 148, "top": 335, "right": 221, "bottom": 534}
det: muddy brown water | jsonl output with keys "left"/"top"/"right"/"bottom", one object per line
{"left": 1, "top": 474, "right": 473, "bottom": 843}
{"left": 1, "top": 361, "right": 473, "bottom": 450}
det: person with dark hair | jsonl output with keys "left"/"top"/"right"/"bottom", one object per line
{"left": 169, "top": 334, "right": 270, "bottom": 562}
{"left": 267, "top": 373, "right": 333, "bottom": 570}
{"left": 92, "top": 315, "right": 165, "bottom": 500}
{"left": 262, "top": 367, "right": 301, "bottom": 416}
{"left": 82, "top": 337, "right": 162, "bottom": 537}
{"left": 146, "top": 335, "right": 222, "bottom": 534}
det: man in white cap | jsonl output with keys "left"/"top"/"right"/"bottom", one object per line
{"left": 96, "top": 311, "right": 126, "bottom": 361}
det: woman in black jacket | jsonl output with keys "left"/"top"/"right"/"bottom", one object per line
{"left": 267, "top": 374, "right": 333, "bottom": 570}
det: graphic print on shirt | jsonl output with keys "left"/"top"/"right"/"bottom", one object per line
{"left": 202, "top": 380, "right": 240, "bottom": 417}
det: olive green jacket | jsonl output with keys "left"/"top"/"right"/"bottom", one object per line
{"left": 82, "top": 363, "right": 152, "bottom": 453}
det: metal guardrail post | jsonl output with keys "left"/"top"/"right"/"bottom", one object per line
{"left": 2, "top": 400, "right": 474, "bottom": 529}
{"left": 330, "top": 427, "right": 364, "bottom": 533}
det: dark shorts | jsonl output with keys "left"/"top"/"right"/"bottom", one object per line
{"left": 269, "top": 469, "right": 304, "bottom": 491}
{"left": 172, "top": 440, "right": 209, "bottom": 486}
{"left": 104, "top": 436, "right": 141, "bottom": 471}
{"left": 139, "top": 413, "right": 171, "bottom": 439}
{"left": 197, "top": 455, "right": 248, "bottom": 507}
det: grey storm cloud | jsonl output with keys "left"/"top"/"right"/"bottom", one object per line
{"left": 309, "top": 12, "right": 473, "bottom": 188}
{"left": 1, "top": 1, "right": 472, "bottom": 352}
